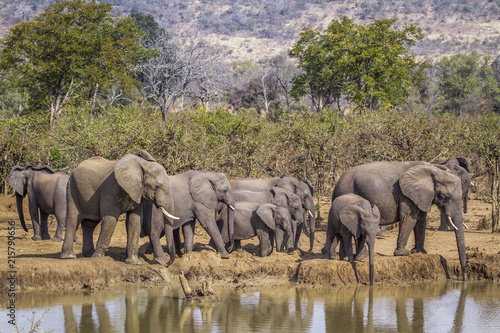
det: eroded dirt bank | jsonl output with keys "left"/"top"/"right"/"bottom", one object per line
{"left": 1, "top": 195, "right": 500, "bottom": 293}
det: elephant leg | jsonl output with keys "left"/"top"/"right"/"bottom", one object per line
{"left": 28, "top": 201, "right": 42, "bottom": 240}
{"left": 124, "top": 210, "right": 141, "bottom": 265}
{"left": 394, "top": 201, "right": 419, "bottom": 256}
{"left": 194, "top": 203, "right": 230, "bottom": 258}
{"left": 342, "top": 234, "right": 354, "bottom": 263}
{"left": 274, "top": 228, "right": 285, "bottom": 252}
{"left": 52, "top": 204, "right": 67, "bottom": 242}
{"left": 355, "top": 236, "right": 368, "bottom": 262}
{"left": 39, "top": 210, "right": 51, "bottom": 240}
{"left": 165, "top": 221, "right": 176, "bottom": 265}
{"left": 257, "top": 230, "right": 272, "bottom": 257}
{"left": 182, "top": 221, "right": 195, "bottom": 254}
{"left": 411, "top": 212, "right": 428, "bottom": 254}
{"left": 173, "top": 228, "right": 182, "bottom": 255}
{"left": 322, "top": 218, "right": 335, "bottom": 259}
{"left": 148, "top": 224, "right": 168, "bottom": 263}
{"left": 60, "top": 200, "right": 79, "bottom": 259}
{"left": 234, "top": 239, "right": 243, "bottom": 252}
{"left": 294, "top": 222, "right": 303, "bottom": 249}
{"left": 81, "top": 219, "right": 97, "bottom": 257}
{"left": 92, "top": 215, "right": 117, "bottom": 259}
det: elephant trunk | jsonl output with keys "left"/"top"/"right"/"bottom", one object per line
{"left": 450, "top": 206, "right": 467, "bottom": 280}
{"left": 367, "top": 238, "right": 375, "bottom": 286}
{"left": 16, "top": 193, "right": 28, "bottom": 232}
{"left": 227, "top": 204, "right": 234, "bottom": 251}
{"left": 308, "top": 210, "right": 316, "bottom": 252}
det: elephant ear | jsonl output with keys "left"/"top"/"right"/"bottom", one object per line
{"left": 371, "top": 204, "right": 381, "bottom": 220}
{"left": 455, "top": 157, "right": 471, "bottom": 173}
{"left": 114, "top": 154, "right": 144, "bottom": 204}
{"left": 400, "top": 164, "right": 435, "bottom": 212}
{"left": 256, "top": 203, "right": 276, "bottom": 230}
{"left": 270, "top": 187, "right": 288, "bottom": 207}
{"left": 8, "top": 165, "right": 26, "bottom": 196}
{"left": 339, "top": 200, "right": 366, "bottom": 239}
{"left": 189, "top": 172, "right": 218, "bottom": 210}
{"left": 33, "top": 165, "right": 56, "bottom": 174}
{"left": 303, "top": 179, "right": 314, "bottom": 196}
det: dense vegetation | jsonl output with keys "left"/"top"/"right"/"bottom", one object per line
{"left": 0, "top": 1, "right": 499, "bottom": 231}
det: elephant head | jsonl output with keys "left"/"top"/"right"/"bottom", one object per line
{"left": 439, "top": 157, "right": 471, "bottom": 214}
{"left": 400, "top": 163, "right": 467, "bottom": 279}
{"left": 256, "top": 203, "right": 293, "bottom": 252}
{"left": 114, "top": 154, "right": 176, "bottom": 220}
{"left": 339, "top": 199, "right": 380, "bottom": 285}
{"left": 276, "top": 176, "right": 315, "bottom": 251}
{"left": 8, "top": 165, "right": 56, "bottom": 232}
{"left": 189, "top": 171, "right": 236, "bottom": 249}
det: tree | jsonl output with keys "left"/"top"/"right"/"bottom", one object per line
{"left": 289, "top": 17, "right": 427, "bottom": 114}
{"left": 0, "top": 0, "right": 149, "bottom": 124}
{"left": 437, "top": 51, "right": 500, "bottom": 115}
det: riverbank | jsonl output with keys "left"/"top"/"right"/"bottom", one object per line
{"left": 1, "top": 195, "right": 499, "bottom": 294}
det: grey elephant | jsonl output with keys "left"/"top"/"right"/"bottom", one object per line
{"left": 8, "top": 165, "right": 69, "bottom": 242}
{"left": 438, "top": 157, "right": 471, "bottom": 231}
{"left": 60, "top": 151, "right": 177, "bottom": 264}
{"left": 322, "top": 194, "right": 381, "bottom": 285}
{"left": 332, "top": 161, "right": 467, "bottom": 280}
{"left": 233, "top": 187, "right": 305, "bottom": 251}
{"left": 217, "top": 202, "right": 293, "bottom": 257}
{"left": 230, "top": 175, "right": 315, "bottom": 251}
{"left": 141, "top": 170, "right": 235, "bottom": 263}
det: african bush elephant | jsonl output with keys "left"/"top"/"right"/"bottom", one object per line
{"left": 230, "top": 175, "right": 315, "bottom": 251}
{"left": 8, "top": 165, "right": 69, "bottom": 241}
{"left": 217, "top": 202, "right": 293, "bottom": 257}
{"left": 322, "top": 194, "right": 381, "bottom": 285}
{"left": 60, "top": 151, "right": 177, "bottom": 264}
{"left": 141, "top": 170, "right": 235, "bottom": 263}
{"left": 233, "top": 187, "right": 305, "bottom": 251}
{"left": 332, "top": 161, "right": 468, "bottom": 280}
{"left": 438, "top": 157, "right": 471, "bottom": 231}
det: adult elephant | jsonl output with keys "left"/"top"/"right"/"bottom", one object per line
{"left": 60, "top": 151, "right": 177, "bottom": 264}
{"left": 8, "top": 165, "right": 69, "bottom": 242}
{"left": 217, "top": 202, "right": 293, "bottom": 257}
{"left": 438, "top": 157, "right": 471, "bottom": 231}
{"left": 233, "top": 187, "right": 305, "bottom": 251}
{"left": 230, "top": 175, "right": 315, "bottom": 251}
{"left": 332, "top": 161, "right": 468, "bottom": 280}
{"left": 142, "top": 170, "right": 235, "bottom": 264}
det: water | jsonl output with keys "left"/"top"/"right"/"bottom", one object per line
{"left": 1, "top": 281, "right": 500, "bottom": 333}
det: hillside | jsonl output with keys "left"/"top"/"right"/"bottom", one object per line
{"left": 1, "top": 0, "right": 499, "bottom": 63}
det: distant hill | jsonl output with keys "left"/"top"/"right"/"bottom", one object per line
{"left": 1, "top": 0, "right": 499, "bottom": 63}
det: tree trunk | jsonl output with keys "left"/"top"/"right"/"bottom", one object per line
{"left": 492, "top": 156, "right": 500, "bottom": 232}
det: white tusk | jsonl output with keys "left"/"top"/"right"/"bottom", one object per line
{"left": 295, "top": 220, "right": 299, "bottom": 224}
{"left": 161, "top": 207, "right": 179, "bottom": 220}
{"left": 308, "top": 210, "right": 314, "bottom": 218}
{"left": 229, "top": 204, "right": 235, "bottom": 211}
{"left": 463, "top": 222, "right": 469, "bottom": 230}
{"left": 447, "top": 216, "right": 458, "bottom": 231}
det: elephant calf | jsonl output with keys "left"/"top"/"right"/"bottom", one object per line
{"left": 217, "top": 202, "right": 293, "bottom": 257}
{"left": 322, "top": 194, "right": 380, "bottom": 285}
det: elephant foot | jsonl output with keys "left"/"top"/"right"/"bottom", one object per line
{"left": 91, "top": 252, "right": 104, "bottom": 258}
{"left": 32, "top": 235, "right": 42, "bottom": 241}
{"left": 321, "top": 247, "right": 331, "bottom": 259}
{"left": 219, "top": 251, "right": 230, "bottom": 259}
{"left": 51, "top": 236, "right": 63, "bottom": 243}
{"left": 41, "top": 235, "right": 51, "bottom": 240}
{"left": 60, "top": 252, "right": 76, "bottom": 259}
{"left": 411, "top": 248, "right": 428, "bottom": 254}
{"left": 125, "top": 257, "right": 141, "bottom": 265}
{"left": 145, "top": 244, "right": 153, "bottom": 255}
{"left": 394, "top": 248, "right": 411, "bottom": 256}
{"left": 152, "top": 254, "right": 168, "bottom": 263}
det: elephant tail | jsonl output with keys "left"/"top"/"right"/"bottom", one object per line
{"left": 227, "top": 205, "right": 234, "bottom": 251}
{"left": 16, "top": 193, "right": 28, "bottom": 232}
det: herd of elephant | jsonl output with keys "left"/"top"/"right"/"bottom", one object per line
{"left": 8, "top": 150, "right": 471, "bottom": 286}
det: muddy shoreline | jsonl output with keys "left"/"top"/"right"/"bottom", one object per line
{"left": 1, "top": 196, "right": 500, "bottom": 294}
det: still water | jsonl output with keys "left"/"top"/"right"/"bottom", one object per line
{"left": 1, "top": 281, "right": 500, "bottom": 333}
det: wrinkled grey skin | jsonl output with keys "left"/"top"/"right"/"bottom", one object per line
{"left": 230, "top": 175, "right": 315, "bottom": 251}
{"left": 8, "top": 165, "right": 69, "bottom": 242}
{"left": 438, "top": 157, "right": 471, "bottom": 231}
{"left": 233, "top": 187, "right": 304, "bottom": 251}
{"left": 217, "top": 202, "right": 292, "bottom": 257}
{"left": 141, "top": 170, "right": 235, "bottom": 264}
{"left": 60, "top": 151, "right": 175, "bottom": 265}
{"left": 332, "top": 161, "right": 468, "bottom": 281}
{"left": 322, "top": 194, "right": 380, "bottom": 285}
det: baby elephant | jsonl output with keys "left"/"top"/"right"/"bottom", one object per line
{"left": 322, "top": 194, "right": 380, "bottom": 285}
{"left": 217, "top": 202, "right": 293, "bottom": 257}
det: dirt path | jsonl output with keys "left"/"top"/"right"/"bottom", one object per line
{"left": 1, "top": 194, "right": 499, "bottom": 294}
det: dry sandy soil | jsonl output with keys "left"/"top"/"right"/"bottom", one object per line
{"left": 1, "top": 194, "right": 499, "bottom": 294}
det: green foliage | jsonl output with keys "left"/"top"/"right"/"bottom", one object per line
{"left": 0, "top": 0, "right": 150, "bottom": 123}
{"left": 436, "top": 51, "right": 500, "bottom": 114}
{"left": 289, "top": 17, "right": 427, "bottom": 113}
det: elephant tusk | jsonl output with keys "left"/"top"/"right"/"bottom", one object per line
{"left": 161, "top": 207, "right": 180, "bottom": 220}
{"left": 463, "top": 222, "right": 470, "bottom": 229}
{"left": 308, "top": 210, "right": 314, "bottom": 218}
{"left": 447, "top": 216, "right": 459, "bottom": 231}
{"left": 229, "top": 204, "right": 235, "bottom": 211}
{"left": 295, "top": 220, "right": 299, "bottom": 224}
